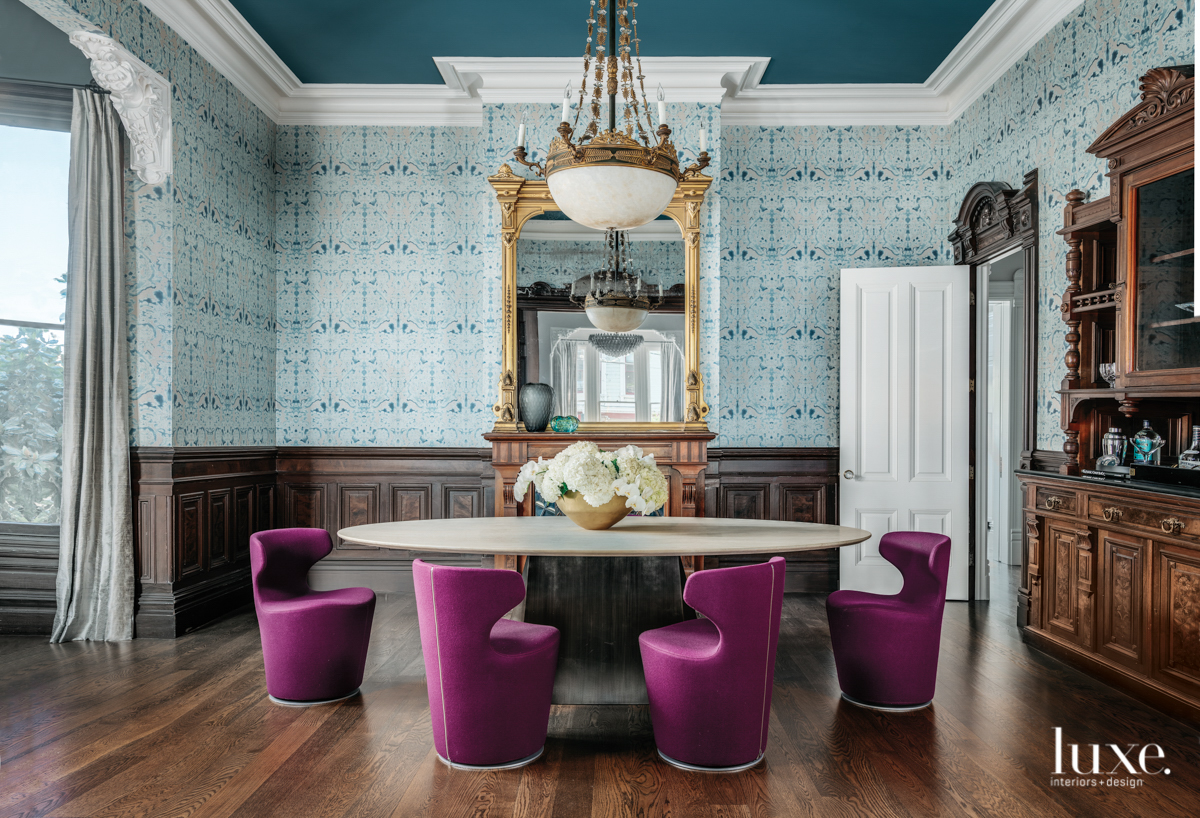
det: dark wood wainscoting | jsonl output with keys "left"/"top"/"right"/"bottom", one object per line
{"left": 130, "top": 447, "right": 278, "bottom": 638}
{"left": 276, "top": 448, "right": 495, "bottom": 594}
{"left": 705, "top": 447, "right": 840, "bottom": 592}
{"left": 4, "top": 445, "right": 840, "bottom": 637}
{"left": 0, "top": 523, "right": 59, "bottom": 634}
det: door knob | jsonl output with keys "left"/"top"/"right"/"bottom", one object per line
{"left": 843, "top": 469, "right": 855, "bottom": 480}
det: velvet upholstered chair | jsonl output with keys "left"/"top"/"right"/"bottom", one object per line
{"left": 826, "top": 531, "right": 952, "bottom": 711}
{"left": 639, "top": 557, "right": 786, "bottom": 771}
{"left": 412, "top": 560, "right": 560, "bottom": 770}
{"left": 250, "top": 528, "right": 377, "bottom": 706}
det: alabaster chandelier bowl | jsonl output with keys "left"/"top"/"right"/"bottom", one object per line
{"left": 546, "top": 163, "right": 678, "bottom": 231}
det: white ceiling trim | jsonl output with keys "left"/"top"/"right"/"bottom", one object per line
{"left": 139, "top": 0, "right": 1085, "bottom": 127}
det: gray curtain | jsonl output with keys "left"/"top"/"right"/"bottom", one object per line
{"left": 51, "top": 90, "right": 133, "bottom": 643}
{"left": 661, "top": 339, "right": 684, "bottom": 422}
{"left": 550, "top": 339, "right": 578, "bottom": 417}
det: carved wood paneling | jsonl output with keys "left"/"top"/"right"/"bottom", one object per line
{"left": 177, "top": 492, "right": 205, "bottom": 577}
{"left": 129, "top": 447, "right": 278, "bottom": 639}
{"left": 705, "top": 448, "right": 839, "bottom": 592}
{"left": 336, "top": 485, "right": 380, "bottom": 551}
{"left": 209, "top": 488, "right": 231, "bottom": 569}
{"left": 233, "top": 486, "right": 253, "bottom": 560}
{"left": 721, "top": 486, "right": 769, "bottom": 519}
{"left": 1099, "top": 529, "right": 1146, "bottom": 670}
{"left": 1046, "top": 521, "right": 1079, "bottom": 639}
{"left": 1020, "top": 471, "right": 1200, "bottom": 722}
{"left": 1155, "top": 544, "right": 1200, "bottom": 698}
{"left": 390, "top": 486, "right": 431, "bottom": 522}
{"left": 287, "top": 485, "right": 326, "bottom": 530}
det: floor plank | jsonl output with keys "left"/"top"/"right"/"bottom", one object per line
{"left": 1, "top": 568, "right": 1198, "bottom": 817}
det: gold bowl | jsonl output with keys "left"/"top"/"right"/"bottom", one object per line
{"left": 555, "top": 491, "right": 631, "bottom": 531}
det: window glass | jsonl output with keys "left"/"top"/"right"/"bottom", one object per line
{"left": 1, "top": 124, "right": 70, "bottom": 524}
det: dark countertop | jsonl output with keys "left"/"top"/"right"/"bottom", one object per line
{"left": 1015, "top": 469, "right": 1200, "bottom": 501}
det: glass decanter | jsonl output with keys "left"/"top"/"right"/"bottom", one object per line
{"left": 1131, "top": 420, "right": 1165, "bottom": 465}
{"left": 1179, "top": 426, "right": 1200, "bottom": 470}
{"left": 1095, "top": 427, "right": 1127, "bottom": 468}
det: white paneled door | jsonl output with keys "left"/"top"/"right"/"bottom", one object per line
{"left": 839, "top": 266, "right": 970, "bottom": 600}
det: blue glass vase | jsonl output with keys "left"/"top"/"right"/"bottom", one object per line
{"left": 550, "top": 415, "right": 580, "bottom": 433}
{"left": 519, "top": 383, "right": 554, "bottom": 432}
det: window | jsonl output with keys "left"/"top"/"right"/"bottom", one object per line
{"left": 0, "top": 123, "right": 71, "bottom": 525}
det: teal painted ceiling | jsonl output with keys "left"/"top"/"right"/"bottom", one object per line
{"left": 226, "top": 0, "right": 997, "bottom": 85}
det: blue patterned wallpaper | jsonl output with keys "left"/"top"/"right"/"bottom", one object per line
{"left": 275, "top": 101, "right": 718, "bottom": 445}
{"left": 23, "top": 0, "right": 277, "bottom": 447}
{"left": 719, "top": 0, "right": 1193, "bottom": 448}
{"left": 20, "top": 0, "right": 1195, "bottom": 451}
{"left": 719, "top": 126, "right": 953, "bottom": 446}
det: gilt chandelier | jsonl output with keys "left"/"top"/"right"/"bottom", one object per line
{"left": 512, "top": 0, "right": 710, "bottom": 231}
{"left": 570, "top": 228, "right": 663, "bottom": 332}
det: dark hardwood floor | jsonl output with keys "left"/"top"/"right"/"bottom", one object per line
{"left": 2, "top": 565, "right": 1198, "bottom": 817}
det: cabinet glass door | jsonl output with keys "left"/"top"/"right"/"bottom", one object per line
{"left": 1134, "top": 168, "right": 1197, "bottom": 371}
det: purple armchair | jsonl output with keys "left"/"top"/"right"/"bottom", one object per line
{"left": 638, "top": 557, "right": 785, "bottom": 771}
{"left": 250, "top": 528, "right": 377, "bottom": 706}
{"left": 412, "top": 560, "right": 559, "bottom": 770}
{"left": 826, "top": 531, "right": 952, "bottom": 711}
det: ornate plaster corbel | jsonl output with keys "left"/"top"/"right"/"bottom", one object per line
{"left": 68, "top": 31, "right": 172, "bottom": 185}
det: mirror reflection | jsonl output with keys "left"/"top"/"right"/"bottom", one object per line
{"left": 517, "top": 214, "right": 685, "bottom": 423}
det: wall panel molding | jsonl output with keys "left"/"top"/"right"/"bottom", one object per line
{"left": 705, "top": 447, "right": 840, "bottom": 592}
{"left": 130, "top": 446, "right": 277, "bottom": 638}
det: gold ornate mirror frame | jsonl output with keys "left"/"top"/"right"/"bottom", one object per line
{"left": 487, "top": 163, "right": 713, "bottom": 433}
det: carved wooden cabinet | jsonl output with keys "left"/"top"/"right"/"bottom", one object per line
{"left": 1019, "top": 472, "right": 1200, "bottom": 721}
{"left": 1057, "top": 66, "right": 1198, "bottom": 473}
{"left": 1018, "top": 65, "right": 1200, "bottom": 721}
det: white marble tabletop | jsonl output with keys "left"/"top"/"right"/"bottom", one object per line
{"left": 337, "top": 516, "right": 871, "bottom": 557}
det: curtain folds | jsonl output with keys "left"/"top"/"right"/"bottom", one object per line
{"left": 661, "top": 340, "right": 684, "bottom": 423}
{"left": 51, "top": 90, "right": 133, "bottom": 643}
{"left": 550, "top": 339, "right": 578, "bottom": 418}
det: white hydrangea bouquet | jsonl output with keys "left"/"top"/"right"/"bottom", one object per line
{"left": 513, "top": 441, "right": 669, "bottom": 515}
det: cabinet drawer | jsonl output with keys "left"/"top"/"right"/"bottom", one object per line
{"left": 1087, "top": 497, "right": 1200, "bottom": 540}
{"left": 1034, "top": 486, "right": 1077, "bottom": 515}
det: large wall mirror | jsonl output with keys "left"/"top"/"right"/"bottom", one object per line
{"left": 488, "top": 165, "right": 712, "bottom": 432}
{"left": 518, "top": 215, "right": 685, "bottom": 422}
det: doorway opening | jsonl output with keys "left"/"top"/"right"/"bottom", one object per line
{"left": 977, "top": 249, "right": 1026, "bottom": 600}
{"left": 949, "top": 171, "right": 1039, "bottom": 605}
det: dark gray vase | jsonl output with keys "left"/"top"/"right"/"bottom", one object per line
{"left": 519, "top": 383, "right": 554, "bottom": 432}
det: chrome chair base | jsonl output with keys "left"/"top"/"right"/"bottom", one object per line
{"left": 268, "top": 687, "right": 361, "bottom": 707}
{"left": 436, "top": 747, "right": 544, "bottom": 771}
{"left": 657, "top": 749, "right": 765, "bottom": 773}
{"left": 840, "top": 691, "right": 932, "bottom": 712}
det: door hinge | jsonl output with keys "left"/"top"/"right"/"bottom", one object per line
{"left": 970, "top": 292, "right": 976, "bottom": 306}
{"left": 970, "top": 465, "right": 975, "bottom": 480}
{"left": 969, "top": 378, "right": 975, "bottom": 393}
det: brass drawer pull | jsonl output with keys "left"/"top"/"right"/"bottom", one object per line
{"left": 1044, "top": 496, "right": 1064, "bottom": 510}
{"left": 1161, "top": 517, "right": 1184, "bottom": 536}
{"left": 1102, "top": 506, "right": 1123, "bottom": 522}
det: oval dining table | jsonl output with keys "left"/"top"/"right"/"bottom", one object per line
{"left": 338, "top": 516, "right": 871, "bottom": 705}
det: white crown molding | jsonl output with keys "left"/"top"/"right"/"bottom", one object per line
{"left": 435, "top": 56, "right": 769, "bottom": 105}
{"left": 137, "top": 0, "right": 1084, "bottom": 127}
{"left": 721, "top": 0, "right": 1086, "bottom": 125}
{"left": 520, "top": 219, "right": 681, "bottom": 242}
{"left": 69, "top": 31, "right": 172, "bottom": 183}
